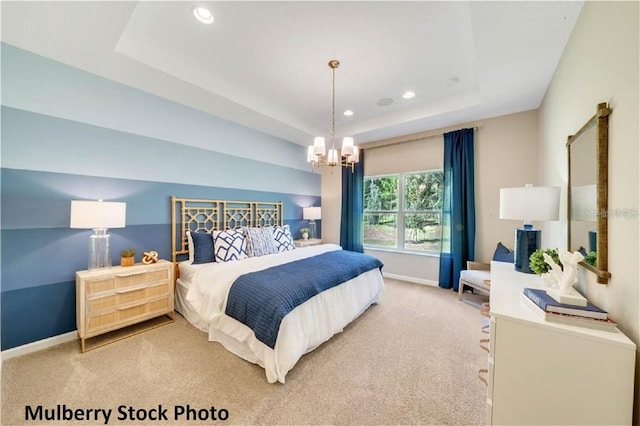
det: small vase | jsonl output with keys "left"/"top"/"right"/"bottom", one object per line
{"left": 302, "top": 232, "right": 309, "bottom": 240}
{"left": 121, "top": 256, "right": 135, "bottom": 267}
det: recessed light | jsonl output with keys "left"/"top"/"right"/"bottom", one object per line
{"left": 193, "top": 7, "right": 214, "bottom": 24}
{"left": 376, "top": 97, "right": 394, "bottom": 107}
{"left": 344, "top": 110, "right": 354, "bottom": 116}
{"left": 403, "top": 91, "right": 415, "bottom": 99}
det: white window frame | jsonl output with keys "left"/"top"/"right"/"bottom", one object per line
{"left": 364, "top": 170, "right": 443, "bottom": 255}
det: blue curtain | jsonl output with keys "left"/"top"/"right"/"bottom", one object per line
{"left": 439, "top": 128, "right": 475, "bottom": 290}
{"left": 340, "top": 150, "right": 365, "bottom": 252}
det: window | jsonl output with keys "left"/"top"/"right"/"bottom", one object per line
{"left": 363, "top": 175, "right": 398, "bottom": 248}
{"left": 364, "top": 171, "right": 444, "bottom": 254}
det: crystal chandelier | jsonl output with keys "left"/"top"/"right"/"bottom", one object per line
{"left": 307, "top": 60, "right": 360, "bottom": 171}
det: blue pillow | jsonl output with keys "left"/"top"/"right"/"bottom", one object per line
{"left": 191, "top": 231, "right": 215, "bottom": 264}
{"left": 492, "top": 242, "right": 514, "bottom": 263}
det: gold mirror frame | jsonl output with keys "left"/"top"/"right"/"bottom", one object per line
{"left": 567, "top": 102, "right": 611, "bottom": 284}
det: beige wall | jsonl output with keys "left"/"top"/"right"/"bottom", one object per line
{"left": 538, "top": 1, "right": 639, "bottom": 420}
{"left": 322, "top": 109, "right": 540, "bottom": 284}
{"left": 321, "top": 168, "right": 342, "bottom": 245}
{"left": 474, "top": 110, "right": 540, "bottom": 260}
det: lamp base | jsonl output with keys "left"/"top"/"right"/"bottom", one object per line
{"left": 309, "top": 220, "right": 317, "bottom": 239}
{"left": 514, "top": 227, "right": 540, "bottom": 274}
{"left": 89, "top": 229, "right": 112, "bottom": 270}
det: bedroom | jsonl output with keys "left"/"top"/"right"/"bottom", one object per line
{"left": 1, "top": 1, "right": 638, "bottom": 424}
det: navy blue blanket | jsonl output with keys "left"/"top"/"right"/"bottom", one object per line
{"left": 225, "top": 250, "right": 383, "bottom": 349}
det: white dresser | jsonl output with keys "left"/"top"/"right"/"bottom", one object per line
{"left": 487, "top": 261, "right": 636, "bottom": 425}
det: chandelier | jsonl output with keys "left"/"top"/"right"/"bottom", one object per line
{"left": 307, "top": 60, "right": 360, "bottom": 171}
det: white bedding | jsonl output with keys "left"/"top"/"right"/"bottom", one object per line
{"left": 177, "top": 244, "right": 384, "bottom": 383}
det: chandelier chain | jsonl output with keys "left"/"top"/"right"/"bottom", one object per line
{"left": 306, "top": 59, "right": 358, "bottom": 172}
{"left": 331, "top": 63, "right": 336, "bottom": 151}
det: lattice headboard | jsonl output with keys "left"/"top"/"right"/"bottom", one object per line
{"left": 171, "top": 196, "right": 283, "bottom": 270}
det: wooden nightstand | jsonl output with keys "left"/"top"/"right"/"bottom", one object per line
{"left": 76, "top": 260, "right": 174, "bottom": 352}
{"left": 294, "top": 238, "right": 322, "bottom": 248}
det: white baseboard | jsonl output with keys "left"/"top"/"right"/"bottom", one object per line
{"left": 383, "top": 272, "right": 438, "bottom": 287}
{"left": 1, "top": 331, "right": 77, "bottom": 361}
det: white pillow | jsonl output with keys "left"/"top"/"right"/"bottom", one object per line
{"left": 186, "top": 231, "right": 194, "bottom": 263}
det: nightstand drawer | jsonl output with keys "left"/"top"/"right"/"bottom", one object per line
{"left": 87, "top": 282, "right": 169, "bottom": 313}
{"left": 86, "top": 296, "right": 171, "bottom": 333}
{"left": 85, "top": 269, "right": 169, "bottom": 295}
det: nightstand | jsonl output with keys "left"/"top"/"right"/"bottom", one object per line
{"left": 76, "top": 260, "right": 174, "bottom": 352}
{"left": 294, "top": 238, "right": 322, "bottom": 248}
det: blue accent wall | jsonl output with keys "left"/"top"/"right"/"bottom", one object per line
{"left": 1, "top": 168, "right": 319, "bottom": 349}
{"left": 0, "top": 43, "right": 322, "bottom": 350}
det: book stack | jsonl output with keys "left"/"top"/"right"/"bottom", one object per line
{"left": 521, "top": 288, "right": 617, "bottom": 332}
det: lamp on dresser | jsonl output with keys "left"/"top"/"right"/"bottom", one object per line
{"left": 303, "top": 206, "right": 321, "bottom": 239}
{"left": 70, "top": 199, "right": 126, "bottom": 270}
{"left": 499, "top": 185, "right": 560, "bottom": 273}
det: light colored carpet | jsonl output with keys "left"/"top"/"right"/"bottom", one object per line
{"left": 1, "top": 279, "right": 488, "bottom": 425}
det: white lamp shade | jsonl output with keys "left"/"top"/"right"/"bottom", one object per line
{"left": 327, "top": 149, "right": 339, "bottom": 165}
{"left": 313, "top": 137, "right": 326, "bottom": 156}
{"left": 307, "top": 145, "right": 316, "bottom": 163}
{"left": 341, "top": 137, "right": 354, "bottom": 157}
{"left": 350, "top": 145, "right": 360, "bottom": 163}
{"left": 303, "top": 207, "right": 322, "bottom": 220}
{"left": 499, "top": 186, "right": 560, "bottom": 221}
{"left": 571, "top": 184, "right": 597, "bottom": 221}
{"left": 70, "top": 200, "right": 126, "bottom": 229}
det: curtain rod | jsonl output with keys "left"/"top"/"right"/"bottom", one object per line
{"left": 364, "top": 126, "right": 480, "bottom": 151}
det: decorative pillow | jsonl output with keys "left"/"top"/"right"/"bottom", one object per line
{"left": 273, "top": 225, "right": 296, "bottom": 252}
{"left": 213, "top": 229, "right": 248, "bottom": 262}
{"left": 243, "top": 226, "right": 278, "bottom": 257}
{"left": 190, "top": 231, "right": 215, "bottom": 264}
{"left": 492, "top": 242, "right": 514, "bottom": 263}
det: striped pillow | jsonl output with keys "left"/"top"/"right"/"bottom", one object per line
{"left": 243, "top": 226, "right": 278, "bottom": 257}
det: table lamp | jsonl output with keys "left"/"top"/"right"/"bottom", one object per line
{"left": 303, "top": 206, "right": 321, "bottom": 239}
{"left": 70, "top": 199, "right": 126, "bottom": 270}
{"left": 499, "top": 185, "right": 560, "bottom": 273}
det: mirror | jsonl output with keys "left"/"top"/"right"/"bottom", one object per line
{"left": 567, "top": 102, "right": 611, "bottom": 283}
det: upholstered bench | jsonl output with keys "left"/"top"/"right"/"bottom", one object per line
{"left": 458, "top": 261, "right": 491, "bottom": 300}
{"left": 458, "top": 242, "right": 514, "bottom": 303}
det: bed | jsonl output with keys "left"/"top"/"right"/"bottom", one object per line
{"left": 171, "top": 197, "right": 384, "bottom": 383}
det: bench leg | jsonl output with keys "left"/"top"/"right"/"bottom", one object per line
{"left": 458, "top": 281, "right": 465, "bottom": 300}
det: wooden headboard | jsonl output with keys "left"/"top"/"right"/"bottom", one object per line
{"left": 170, "top": 196, "right": 283, "bottom": 276}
